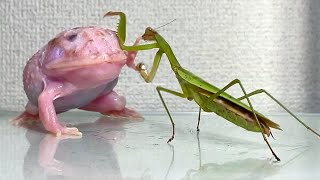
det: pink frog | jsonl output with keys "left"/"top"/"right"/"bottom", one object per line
{"left": 12, "top": 12, "right": 154, "bottom": 136}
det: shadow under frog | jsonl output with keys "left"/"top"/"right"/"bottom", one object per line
{"left": 22, "top": 116, "right": 132, "bottom": 180}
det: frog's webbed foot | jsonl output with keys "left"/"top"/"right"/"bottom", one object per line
{"left": 56, "top": 127, "right": 82, "bottom": 137}
{"left": 10, "top": 111, "right": 40, "bottom": 126}
{"left": 102, "top": 107, "right": 144, "bottom": 121}
{"left": 11, "top": 111, "right": 82, "bottom": 136}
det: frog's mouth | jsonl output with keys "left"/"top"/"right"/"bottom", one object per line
{"left": 46, "top": 54, "right": 127, "bottom": 71}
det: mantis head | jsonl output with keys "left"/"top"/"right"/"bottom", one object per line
{"left": 142, "top": 27, "right": 157, "bottom": 41}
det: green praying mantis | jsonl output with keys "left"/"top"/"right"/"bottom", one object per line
{"left": 105, "top": 11, "right": 320, "bottom": 161}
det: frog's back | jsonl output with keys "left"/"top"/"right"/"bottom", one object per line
{"left": 23, "top": 49, "right": 45, "bottom": 106}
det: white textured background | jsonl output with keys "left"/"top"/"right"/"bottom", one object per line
{"left": 0, "top": 0, "right": 319, "bottom": 113}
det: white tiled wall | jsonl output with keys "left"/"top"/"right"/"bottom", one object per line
{"left": 1, "top": 0, "right": 319, "bottom": 112}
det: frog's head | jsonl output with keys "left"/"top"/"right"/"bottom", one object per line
{"left": 42, "top": 27, "right": 127, "bottom": 73}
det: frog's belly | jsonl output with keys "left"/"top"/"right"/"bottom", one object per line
{"left": 53, "top": 78, "right": 118, "bottom": 113}
{"left": 26, "top": 78, "right": 118, "bottom": 113}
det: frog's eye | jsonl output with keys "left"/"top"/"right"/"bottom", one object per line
{"left": 66, "top": 33, "right": 78, "bottom": 42}
{"left": 46, "top": 46, "right": 65, "bottom": 61}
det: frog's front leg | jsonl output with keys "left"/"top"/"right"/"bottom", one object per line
{"left": 126, "top": 36, "right": 143, "bottom": 69}
{"left": 38, "top": 81, "right": 82, "bottom": 136}
{"left": 79, "top": 91, "right": 143, "bottom": 120}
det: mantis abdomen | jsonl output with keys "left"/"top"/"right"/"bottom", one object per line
{"left": 191, "top": 88, "right": 281, "bottom": 136}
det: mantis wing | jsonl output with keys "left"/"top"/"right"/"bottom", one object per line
{"left": 176, "top": 67, "right": 281, "bottom": 130}
{"left": 176, "top": 67, "right": 250, "bottom": 110}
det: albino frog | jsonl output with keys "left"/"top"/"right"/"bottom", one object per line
{"left": 12, "top": 26, "right": 142, "bottom": 136}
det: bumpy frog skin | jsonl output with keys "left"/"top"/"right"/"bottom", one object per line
{"left": 12, "top": 26, "right": 142, "bottom": 136}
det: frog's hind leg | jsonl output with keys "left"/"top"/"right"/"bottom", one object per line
{"left": 10, "top": 102, "right": 40, "bottom": 126}
{"left": 10, "top": 111, "right": 39, "bottom": 126}
{"left": 37, "top": 82, "right": 82, "bottom": 136}
{"left": 79, "top": 91, "right": 143, "bottom": 120}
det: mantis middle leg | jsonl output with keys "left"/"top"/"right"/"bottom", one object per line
{"left": 238, "top": 89, "right": 320, "bottom": 137}
{"left": 156, "top": 86, "right": 189, "bottom": 143}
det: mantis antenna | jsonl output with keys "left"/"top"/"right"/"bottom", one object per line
{"left": 154, "top": 19, "right": 177, "bottom": 30}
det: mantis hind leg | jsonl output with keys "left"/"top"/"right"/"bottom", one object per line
{"left": 197, "top": 107, "right": 201, "bottom": 131}
{"left": 203, "top": 79, "right": 281, "bottom": 161}
{"left": 238, "top": 89, "right": 320, "bottom": 137}
{"left": 156, "top": 86, "right": 189, "bottom": 143}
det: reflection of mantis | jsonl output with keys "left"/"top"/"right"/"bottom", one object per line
{"left": 105, "top": 11, "right": 320, "bottom": 161}
{"left": 181, "top": 134, "right": 308, "bottom": 180}
{"left": 183, "top": 158, "right": 280, "bottom": 180}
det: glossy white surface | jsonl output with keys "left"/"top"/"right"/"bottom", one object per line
{"left": 1, "top": 111, "right": 320, "bottom": 180}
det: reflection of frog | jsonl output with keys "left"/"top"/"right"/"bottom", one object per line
{"left": 23, "top": 116, "right": 129, "bottom": 179}
{"left": 12, "top": 26, "right": 142, "bottom": 136}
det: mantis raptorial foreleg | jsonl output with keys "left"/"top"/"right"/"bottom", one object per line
{"left": 202, "top": 79, "right": 281, "bottom": 161}
{"left": 238, "top": 89, "right": 320, "bottom": 137}
{"left": 104, "top": 11, "right": 159, "bottom": 52}
{"left": 156, "top": 86, "right": 189, "bottom": 142}
{"left": 136, "top": 50, "right": 164, "bottom": 83}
